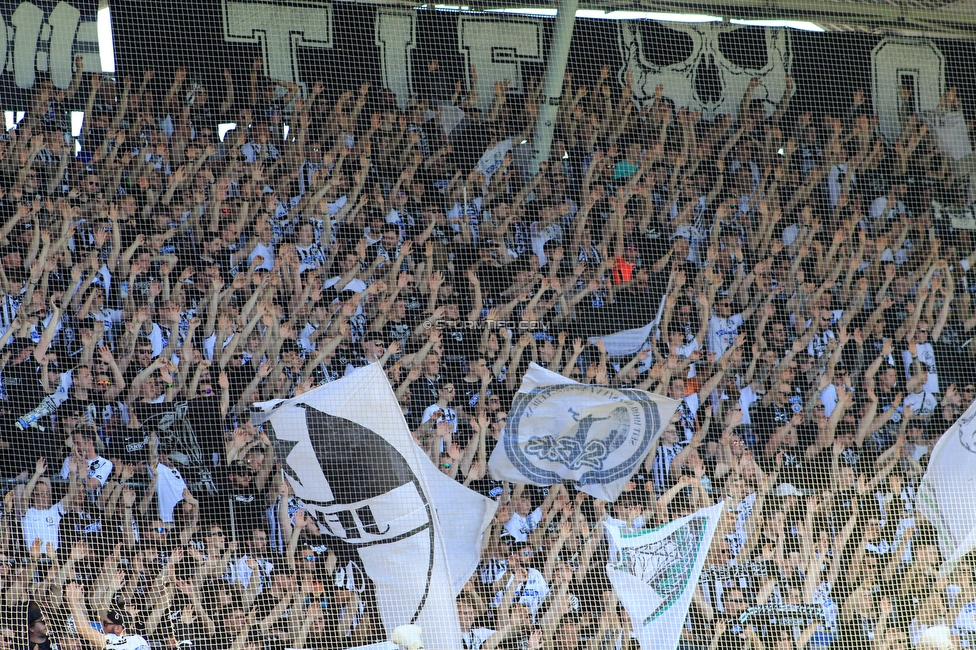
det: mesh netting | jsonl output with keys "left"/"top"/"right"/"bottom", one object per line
{"left": 2, "top": 2, "right": 976, "bottom": 650}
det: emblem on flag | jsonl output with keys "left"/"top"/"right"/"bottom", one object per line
{"left": 489, "top": 364, "right": 678, "bottom": 502}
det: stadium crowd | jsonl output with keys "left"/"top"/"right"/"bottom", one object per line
{"left": 0, "top": 52, "right": 974, "bottom": 650}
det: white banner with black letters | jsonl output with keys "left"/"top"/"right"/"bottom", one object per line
{"left": 253, "top": 364, "right": 497, "bottom": 650}
{"left": 605, "top": 503, "right": 724, "bottom": 650}
{"left": 488, "top": 363, "right": 678, "bottom": 502}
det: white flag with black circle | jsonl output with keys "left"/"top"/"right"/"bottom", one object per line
{"left": 253, "top": 364, "right": 497, "bottom": 650}
{"left": 918, "top": 399, "right": 976, "bottom": 570}
{"left": 488, "top": 363, "right": 678, "bottom": 502}
{"left": 605, "top": 502, "right": 724, "bottom": 650}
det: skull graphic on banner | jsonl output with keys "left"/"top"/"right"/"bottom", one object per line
{"left": 618, "top": 22, "right": 792, "bottom": 120}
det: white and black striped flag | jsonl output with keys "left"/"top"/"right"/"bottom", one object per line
{"left": 253, "top": 364, "right": 497, "bottom": 650}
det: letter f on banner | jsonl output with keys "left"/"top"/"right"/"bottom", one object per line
{"left": 222, "top": 0, "right": 332, "bottom": 91}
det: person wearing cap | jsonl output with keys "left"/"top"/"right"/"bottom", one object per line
{"left": 529, "top": 332, "right": 560, "bottom": 372}
{"left": 774, "top": 482, "right": 807, "bottom": 498}
{"left": 65, "top": 583, "right": 150, "bottom": 650}
{"left": 27, "top": 602, "right": 53, "bottom": 650}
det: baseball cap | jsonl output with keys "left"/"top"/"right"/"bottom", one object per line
{"left": 28, "top": 602, "right": 43, "bottom": 626}
{"left": 105, "top": 608, "right": 131, "bottom": 629}
{"left": 774, "top": 483, "right": 807, "bottom": 498}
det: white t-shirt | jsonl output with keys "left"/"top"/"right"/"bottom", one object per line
{"left": 869, "top": 196, "right": 907, "bottom": 222}
{"left": 104, "top": 632, "right": 151, "bottom": 650}
{"left": 421, "top": 404, "right": 458, "bottom": 434}
{"left": 503, "top": 507, "right": 543, "bottom": 543}
{"left": 739, "top": 386, "right": 759, "bottom": 425}
{"left": 530, "top": 221, "right": 562, "bottom": 267}
{"left": 707, "top": 314, "right": 743, "bottom": 359}
{"left": 952, "top": 599, "right": 976, "bottom": 641}
{"left": 904, "top": 391, "right": 938, "bottom": 417}
{"left": 148, "top": 322, "right": 181, "bottom": 359}
{"left": 249, "top": 242, "right": 276, "bottom": 271}
{"left": 60, "top": 455, "right": 114, "bottom": 487}
{"left": 22, "top": 502, "right": 64, "bottom": 553}
{"left": 820, "top": 384, "right": 851, "bottom": 418}
{"left": 902, "top": 342, "right": 939, "bottom": 394}
{"left": 228, "top": 555, "right": 274, "bottom": 593}
{"left": 298, "top": 322, "right": 320, "bottom": 353}
{"left": 149, "top": 464, "right": 187, "bottom": 523}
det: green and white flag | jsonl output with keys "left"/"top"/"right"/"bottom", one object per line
{"left": 604, "top": 502, "right": 724, "bottom": 650}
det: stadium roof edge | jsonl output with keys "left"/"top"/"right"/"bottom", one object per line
{"left": 386, "top": 0, "right": 976, "bottom": 37}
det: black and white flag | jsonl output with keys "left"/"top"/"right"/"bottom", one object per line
{"left": 919, "top": 399, "right": 976, "bottom": 571}
{"left": 488, "top": 364, "right": 678, "bottom": 502}
{"left": 253, "top": 364, "right": 497, "bottom": 649}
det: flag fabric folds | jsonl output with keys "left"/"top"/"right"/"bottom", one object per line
{"left": 918, "top": 400, "right": 976, "bottom": 569}
{"left": 604, "top": 503, "right": 725, "bottom": 650}
{"left": 488, "top": 363, "right": 679, "bottom": 502}
{"left": 587, "top": 320, "right": 657, "bottom": 357}
{"left": 253, "top": 364, "right": 497, "bottom": 650}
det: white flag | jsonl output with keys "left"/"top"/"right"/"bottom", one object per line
{"left": 922, "top": 110, "right": 972, "bottom": 161}
{"left": 918, "top": 400, "right": 976, "bottom": 569}
{"left": 436, "top": 105, "right": 466, "bottom": 136}
{"left": 253, "top": 364, "right": 497, "bottom": 650}
{"left": 477, "top": 139, "right": 512, "bottom": 185}
{"left": 588, "top": 321, "right": 656, "bottom": 357}
{"left": 604, "top": 503, "right": 725, "bottom": 650}
{"left": 488, "top": 363, "right": 678, "bottom": 502}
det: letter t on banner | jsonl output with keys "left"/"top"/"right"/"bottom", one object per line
{"left": 222, "top": 0, "right": 333, "bottom": 92}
